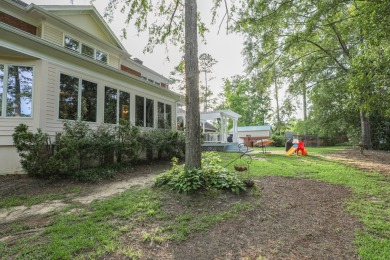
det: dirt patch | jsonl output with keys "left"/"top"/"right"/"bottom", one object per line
{"left": 0, "top": 161, "right": 172, "bottom": 224}
{"left": 135, "top": 177, "right": 359, "bottom": 260}
{"left": 321, "top": 148, "right": 390, "bottom": 177}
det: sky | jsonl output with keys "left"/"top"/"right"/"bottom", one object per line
{"left": 25, "top": 0, "right": 246, "bottom": 99}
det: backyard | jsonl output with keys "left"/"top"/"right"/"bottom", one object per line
{"left": 0, "top": 147, "right": 389, "bottom": 259}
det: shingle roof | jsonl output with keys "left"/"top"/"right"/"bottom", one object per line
{"left": 11, "top": 0, "right": 28, "bottom": 7}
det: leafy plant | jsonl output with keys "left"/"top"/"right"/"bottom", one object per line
{"left": 155, "top": 153, "right": 246, "bottom": 194}
{"left": 12, "top": 124, "right": 52, "bottom": 177}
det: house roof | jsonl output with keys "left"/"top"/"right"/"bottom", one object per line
{"left": 235, "top": 125, "right": 272, "bottom": 132}
{"left": 202, "top": 122, "right": 218, "bottom": 132}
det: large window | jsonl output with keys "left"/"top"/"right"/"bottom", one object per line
{"left": 64, "top": 35, "right": 107, "bottom": 64}
{"left": 81, "top": 80, "right": 97, "bottom": 122}
{"left": 0, "top": 65, "right": 3, "bottom": 117}
{"left": 158, "top": 102, "right": 172, "bottom": 129}
{"left": 135, "top": 95, "right": 154, "bottom": 128}
{"left": 104, "top": 87, "right": 130, "bottom": 124}
{"left": 104, "top": 86, "right": 117, "bottom": 124}
{"left": 146, "top": 98, "right": 154, "bottom": 127}
{"left": 119, "top": 91, "right": 130, "bottom": 121}
{"left": 59, "top": 73, "right": 97, "bottom": 121}
{"left": 0, "top": 65, "right": 33, "bottom": 117}
{"left": 135, "top": 95, "right": 144, "bottom": 127}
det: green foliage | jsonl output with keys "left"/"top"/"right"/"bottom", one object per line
{"left": 155, "top": 153, "right": 246, "bottom": 194}
{"left": 219, "top": 76, "right": 271, "bottom": 128}
{"left": 12, "top": 124, "right": 52, "bottom": 177}
{"left": 140, "top": 128, "right": 185, "bottom": 161}
{"left": 74, "top": 166, "right": 118, "bottom": 182}
{"left": 116, "top": 119, "right": 142, "bottom": 163}
{"left": 13, "top": 121, "right": 182, "bottom": 180}
{"left": 270, "top": 134, "right": 285, "bottom": 147}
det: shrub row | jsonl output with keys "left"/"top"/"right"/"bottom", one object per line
{"left": 12, "top": 121, "right": 185, "bottom": 179}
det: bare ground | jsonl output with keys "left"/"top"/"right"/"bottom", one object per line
{"left": 1, "top": 148, "right": 387, "bottom": 259}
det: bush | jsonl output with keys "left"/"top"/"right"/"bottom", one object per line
{"left": 74, "top": 166, "right": 118, "bottom": 182}
{"left": 270, "top": 134, "right": 285, "bottom": 147}
{"left": 155, "top": 153, "right": 246, "bottom": 194}
{"left": 12, "top": 124, "right": 52, "bottom": 177}
{"left": 116, "top": 120, "right": 142, "bottom": 163}
{"left": 13, "top": 121, "right": 184, "bottom": 180}
{"left": 140, "top": 128, "right": 185, "bottom": 161}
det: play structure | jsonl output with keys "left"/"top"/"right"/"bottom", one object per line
{"left": 285, "top": 138, "right": 308, "bottom": 156}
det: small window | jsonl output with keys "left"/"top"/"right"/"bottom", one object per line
{"left": 64, "top": 35, "right": 79, "bottom": 52}
{"left": 81, "top": 44, "right": 94, "bottom": 58}
{"left": 96, "top": 50, "right": 107, "bottom": 64}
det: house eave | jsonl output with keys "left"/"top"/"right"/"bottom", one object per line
{"left": 0, "top": 22, "right": 182, "bottom": 101}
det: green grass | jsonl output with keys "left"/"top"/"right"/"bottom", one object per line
{"left": 0, "top": 186, "right": 82, "bottom": 209}
{"left": 1, "top": 147, "right": 388, "bottom": 259}
{"left": 0, "top": 186, "right": 260, "bottom": 259}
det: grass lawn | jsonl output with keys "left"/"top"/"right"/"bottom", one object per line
{"left": 0, "top": 146, "right": 389, "bottom": 259}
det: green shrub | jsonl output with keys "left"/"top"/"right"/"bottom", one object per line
{"left": 140, "top": 129, "right": 185, "bottom": 161}
{"left": 74, "top": 166, "right": 117, "bottom": 182}
{"left": 155, "top": 153, "right": 246, "bottom": 194}
{"left": 270, "top": 134, "right": 285, "bottom": 147}
{"left": 116, "top": 120, "right": 142, "bottom": 163}
{"left": 13, "top": 121, "right": 183, "bottom": 180}
{"left": 12, "top": 124, "right": 52, "bottom": 177}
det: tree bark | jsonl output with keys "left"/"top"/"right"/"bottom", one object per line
{"left": 360, "top": 110, "right": 372, "bottom": 149}
{"left": 184, "top": 0, "right": 201, "bottom": 169}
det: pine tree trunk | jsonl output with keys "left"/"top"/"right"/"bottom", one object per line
{"left": 360, "top": 110, "right": 372, "bottom": 149}
{"left": 184, "top": 0, "right": 201, "bottom": 169}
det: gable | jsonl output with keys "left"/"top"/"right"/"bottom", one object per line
{"left": 57, "top": 13, "right": 111, "bottom": 43}
{"left": 38, "top": 6, "right": 124, "bottom": 50}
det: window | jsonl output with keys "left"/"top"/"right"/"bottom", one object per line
{"left": 64, "top": 36, "right": 107, "bottom": 64}
{"left": 146, "top": 98, "right": 154, "bottom": 128}
{"left": 64, "top": 35, "right": 79, "bottom": 52}
{"left": 166, "top": 104, "right": 172, "bottom": 128}
{"left": 158, "top": 102, "right": 172, "bottom": 129}
{"left": 104, "top": 87, "right": 131, "bottom": 124}
{"left": 96, "top": 50, "right": 107, "bottom": 64}
{"left": 59, "top": 74, "right": 78, "bottom": 120}
{"left": 119, "top": 91, "right": 130, "bottom": 122}
{"left": 81, "top": 80, "right": 97, "bottom": 122}
{"left": 135, "top": 95, "right": 144, "bottom": 127}
{"left": 135, "top": 95, "right": 154, "bottom": 127}
{"left": 104, "top": 86, "right": 117, "bottom": 124}
{"left": 0, "top": 65, "right": 33, "bottom": 117}
{"left": 81, "top": 44, "right": 94, "bottom": 58}
{"left": 0, "top": 65, "right": 3, "bottom": 117}
{"left": 59, "top": 73, "right": 97, "bottom": 122}
{"left": 158, "top": 102, "right": 164, "bottom": 128}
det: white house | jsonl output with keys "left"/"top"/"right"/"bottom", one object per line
{"left": 0, "top": 0, "right": 182, "bottom": 174}
{"left": 230, "top": 125, "right": 272, "bottom": 139}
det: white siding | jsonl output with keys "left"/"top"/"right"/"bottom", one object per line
{"left": 108, "top": 55, "right": 119, "bottom": 69}
{"left": 43, "top": 24, "right": 63, "bottom": 46}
